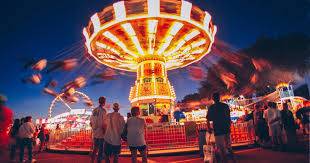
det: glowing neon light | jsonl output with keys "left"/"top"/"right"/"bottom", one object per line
{"left": 148, "top": 0, "right": 160, "bottom": 17}
{"left": 121, "top": 23, "right": 136, "bottom": 36}
{"left": 113, "top": 1, "right": 126, "bottom": 21}
{"left": 203, "top": 11, "right": 211, "bottom": 29}
{"left": 181, "top": 1, "right": 192, "bottom": 20}
{"left": 192, "top": 39, "right": 206, "bottom": 48}
{"left": 169, "top": 22, "right": 184, "bottom": 35}
{"left": 184, "top": 30, "right": 200, "bottom": 41}
{"left": 103, "top": 31, "right": 119, "bottom": 42}
{"left": 91, "top": 13, "right": 101, "bottom": 33}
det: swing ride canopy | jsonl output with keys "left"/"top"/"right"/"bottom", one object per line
{"left": 83, "top": 0, "right": 216, "bottom": 72}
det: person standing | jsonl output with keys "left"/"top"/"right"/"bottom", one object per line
{"left": 38, "top": 124, "right": 47, "bottom": 152}
{"left": 161, "top": 105, "right": 169, "bottom": 123}
{"left": 0, "top": 94, "right": 13, "bottom": 161}
{"left": 18, "top": 116, "right": 35, "bottom": 163}
{"left": 127, "top": 106, "right": 147, "bottom": 163}
{"left": 253, "top": 104, "right": 265, "bottom": 144}
{"left": 9, "top": 119, "right": 20, "bottom": 161}
{"left": 173, "top": 107, "right": 181, "bottom": 123}
{"left": 263, "top": 102, "right": 283, "bottom": 150}
{"left": 296, "top": 101, "right": 310, "bottom": 135}
{"left": 103, "top": 103, "right": 125, "bottom": 163}
{"left": 206, "top": 92, "right": 234, "bottom": 163}
{"left": 281, "top": 103, "right": 297, "bottom": 149}
{"left": 90, "top": 96, "right": 107, "bottom": 163}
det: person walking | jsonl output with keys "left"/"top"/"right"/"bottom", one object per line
{"left": 9, "top": 119, "right": 20, "bottom": 161}
{"left": 263, "top": 102, "right": 283, "bottom": 150}
{"left": 90, "top": 96, "right": 107, "bottom": 163}
{"left": 206, "top": 92, "right": 234, "bottom": 163}
{"left": 127, "top": 106, "right": 147, "bottom": 163}
{"left": 18, "top": 116, "right": 35, "bottom": 163}
{"left": 103, "top": 103, "right": 125, "bottom": 163}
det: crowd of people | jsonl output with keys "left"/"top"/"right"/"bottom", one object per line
{"left": 0, "top": 94, "right": 53, "bottom": 163}
{"left": 251, "top": 100, "right": 309, "bottom": 152}
{"left": 90, "top": 96, "right": 147, "bottom": 163}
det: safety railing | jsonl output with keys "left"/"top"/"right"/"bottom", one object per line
{"left": 47, "top": 121, "right": 256, "bottom": 152}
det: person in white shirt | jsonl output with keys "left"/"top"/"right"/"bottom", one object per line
{"left": 18, "top": 116, "right": 35, "bottom": 163}
{"left": 103, "top": 103, "right": 125, "bottom": 163}
{"left": 263, "top": 102, "right": 283, "bottom": 150}
{"left": 127, "top": 106, "right": 147, "bottom": 163}
{"left": 90, "top": 96, "right": 107, "bottom": 163}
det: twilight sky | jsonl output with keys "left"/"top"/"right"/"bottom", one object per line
{"left": 0, "top": 0, "right": 309, "bottom": 120}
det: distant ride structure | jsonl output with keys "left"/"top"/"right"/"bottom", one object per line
{"left": 83, "top": 0, "right": 216, "bottom": 122}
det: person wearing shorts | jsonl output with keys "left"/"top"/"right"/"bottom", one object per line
{"left": 127, "top": 106, "right": 147, "bottom": 163}
{"left": 103, "top": 103, "right": 125, "bottom": 163}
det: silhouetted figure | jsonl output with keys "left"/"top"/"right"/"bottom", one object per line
{"left": 9, "top": 119, "right": 20, "bottom": 161}
{"left": 207, "top": 92, "right": 234, "bottom": 163}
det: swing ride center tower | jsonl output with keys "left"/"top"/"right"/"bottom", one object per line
{"left": 83, "top": 0, "right": 216, "bottom": 116}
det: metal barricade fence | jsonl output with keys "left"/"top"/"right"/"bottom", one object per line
{"left": 47, "top": 121, "right": 256, "bottom": 152}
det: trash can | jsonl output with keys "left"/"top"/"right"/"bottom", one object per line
{"left": 198, "top": 129, "right": 207, "bottom": 156}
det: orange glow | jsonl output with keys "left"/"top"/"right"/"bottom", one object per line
{"left": 84, "top": 0, "right": 216, "bottom": 106}
{"left": 276, "top": 82, "right": 288, "bottom": 89}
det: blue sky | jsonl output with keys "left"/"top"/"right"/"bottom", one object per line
{"left": 0, "top": 0, "right": 309, "bottom": 120}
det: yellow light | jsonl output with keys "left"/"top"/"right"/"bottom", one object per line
{"left": 148, "top": 0, "right": 160, "bottom": 17}
{"left": 113, "top": 1, "right": 126, "bottom": 21}
{"left": 91, "top": 13, "right": 101, "bottom": 33}
{"left": 184, "top": 30, "right": 200, "bottom": 41}
{"left": 121, "top": 23, "right": 136, "bottom": 36}
{"left": 181, "top": 1, "right": 192, "bottom": 21}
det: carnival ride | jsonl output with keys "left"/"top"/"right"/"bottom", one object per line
{"left": 83, "top": 0, "right": 216, "bottom": 121}
{"left": 43, "top": 90, "right": 93, "bottom": 130}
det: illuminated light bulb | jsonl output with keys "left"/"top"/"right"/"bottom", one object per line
{"left": 169, "top": 22, "right": 184, "bottom": 35}
{"left": 191, "top": 39, "right": 206, "bottom": 48}
{"left": 181, "top": 1, "right": 192, "bottom": 20}
{"left": 184, "top": 30, "right": 200, "bottom": 41}
{"left": 91, "top": 13, "right": 101, "bottom": 33}
{"left": 121, "top": 23, "right": 136, "bottom": 36}
{"left": 103, "top": 31, "right": 119, "bottom": 43}
{"left": 148, "top": 0, "right": 160, "bottom": 17}
{"left": 113, "top": 1, "right": 126, "bottom": 21}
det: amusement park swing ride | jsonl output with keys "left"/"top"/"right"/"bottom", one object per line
{"left": 83, "top": 0, "right": 216, "bottom": 122}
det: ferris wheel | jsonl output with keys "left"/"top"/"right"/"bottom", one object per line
{"left": 48, "top": 90, "right": 93, "bottom": 118}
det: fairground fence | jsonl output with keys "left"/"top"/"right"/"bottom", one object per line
{"left": 47, "top": 121, "right": 256, "bottom": 153}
